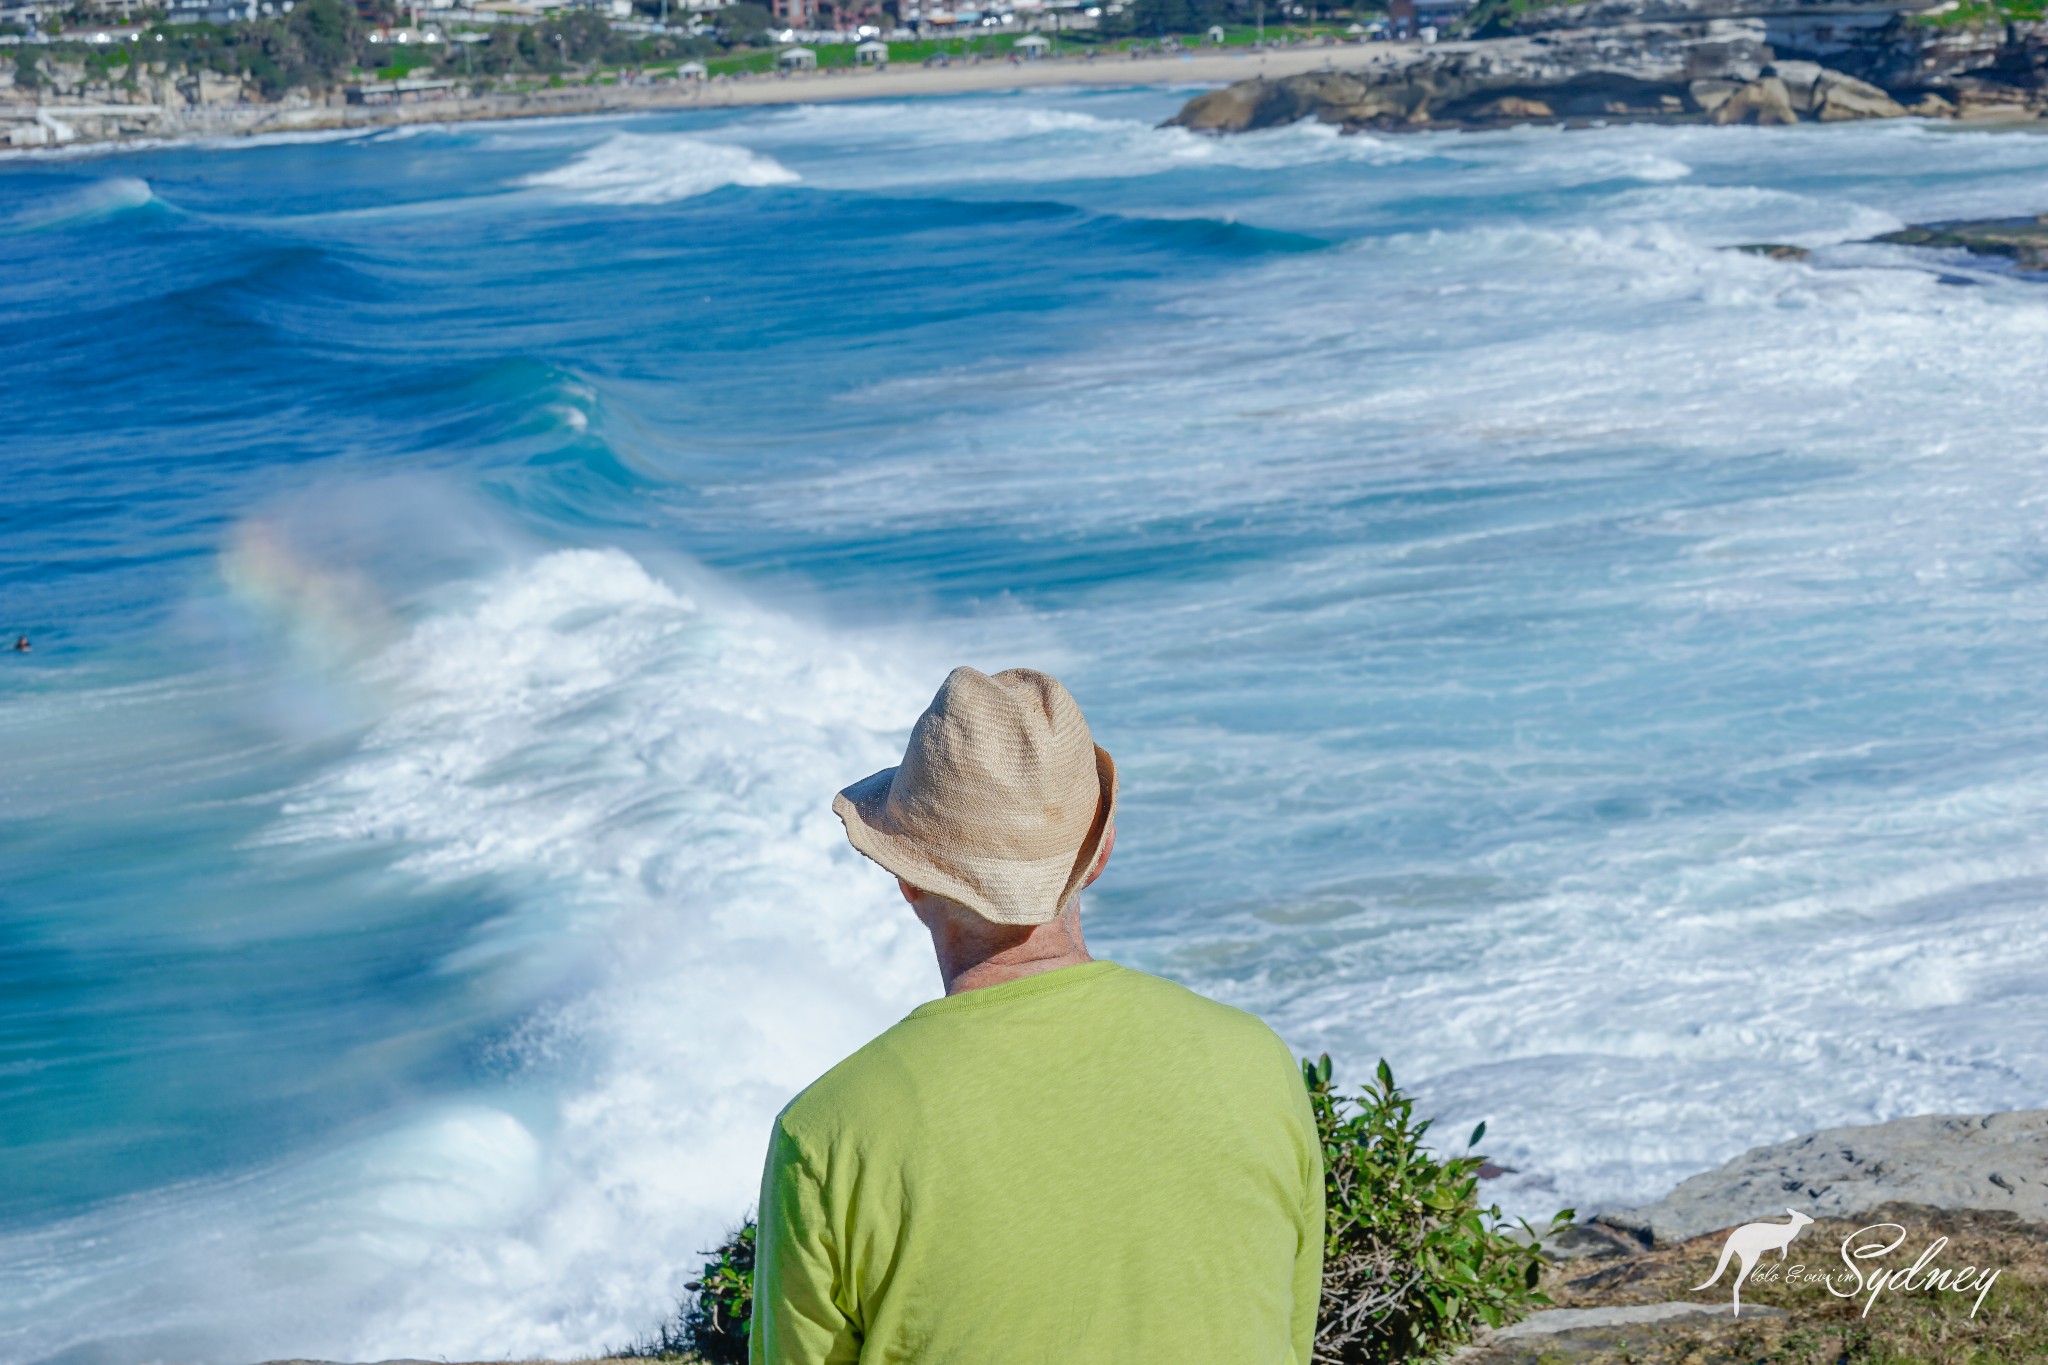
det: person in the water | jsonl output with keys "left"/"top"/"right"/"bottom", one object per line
{"left": 11, "top": 636, "right": 27, "bottom": 653}
{"left": 750, "top": 666, "right": 1323, "bottom": 1365}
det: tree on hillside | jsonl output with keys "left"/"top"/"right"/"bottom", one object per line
{"left": 716, "top": 2, "right": 773, "bottom": 44}
{"left": 1105, "top": 0, "right": 1227, "bottom": 37}
{"left": 288, "top": 0, "right": 357, "bottom": 78}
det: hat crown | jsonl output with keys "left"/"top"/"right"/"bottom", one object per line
{"left": 832, "top": 666, "right": 1118, "bottom": 926}
{"left": 888, "top": 668, "right": 1099, "bottom": 861}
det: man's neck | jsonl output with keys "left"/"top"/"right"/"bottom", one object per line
{"left": 924, "top": 902, "right": 1094, "bottom": 996}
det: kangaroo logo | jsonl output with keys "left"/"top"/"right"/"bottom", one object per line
{"left": 1692, "top": 1209, "right": 1814, "bottom": 1316}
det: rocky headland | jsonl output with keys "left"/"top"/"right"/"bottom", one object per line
{"left": 1461, "top": 1108, "right": 2048, "bottom": 1363}
{"left": 1169, "top": 0, "right": 2048, "bottom": 133}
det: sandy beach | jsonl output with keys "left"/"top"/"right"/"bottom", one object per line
{"left": 290, "top": 41, "right": 1426, "bottom": 137}
{"left": 643, "top": 42, "right": 1419, "bottom": 110}
{"left": 8, "top": 41, "right": 1422, "bottom": 147}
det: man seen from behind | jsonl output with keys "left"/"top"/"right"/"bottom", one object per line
{"left": 750, "top": 666, "right": 1324, "bottom": 1365}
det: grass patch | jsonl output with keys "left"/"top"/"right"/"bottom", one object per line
{"left": 1914, "top": 0, "right": 2047, "bottom": 25}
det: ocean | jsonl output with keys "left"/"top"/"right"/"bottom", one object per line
{"left": 6, "top": 87, "right": 2048, "bottom": 1364}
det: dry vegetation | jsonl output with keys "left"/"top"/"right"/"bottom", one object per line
{"left": 1461, "top": 1204, "right": 2048, "bottom": 1365}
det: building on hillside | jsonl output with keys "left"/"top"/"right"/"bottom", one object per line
{"left": 1388, "top": 0, "right": 1468, "bottom": 39}
{"left": 345, "top": 75, "right": 457, "bottom": 102}
{"left": 676, "top": 58, "right": 708, "bottom": 77}
{"left": 855, "top": 37, "right": 888, "bottom": 61}
{"left": 0, "top": 0, "right": 58, "bottom": 27}
{"left": 777, "top": 43, "right": 817, "bottom": 65}
{"left": 5, "top": 0, "right": 151, "bottom": 21}
{"left": 165, "top": 0, "right": 295, "bottom": 21}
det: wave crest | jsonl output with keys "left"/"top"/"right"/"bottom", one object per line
{"left": 522, "top": 133, "right": 800, "bottom": 204}
{"left": 5, "top": 175, "right": 154, "bottom": 232}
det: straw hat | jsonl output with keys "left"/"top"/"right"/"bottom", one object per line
{"left": 833, "top": 667, "right": 1117, "bottom": 926}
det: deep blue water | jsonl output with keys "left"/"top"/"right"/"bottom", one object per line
{"left": 7, "top": 90, "right": 2048, "bottom": 1363}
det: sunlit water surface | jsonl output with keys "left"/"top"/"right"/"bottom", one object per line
{"left": 6, "top": 90, "right": 2048, "bottom": 1364}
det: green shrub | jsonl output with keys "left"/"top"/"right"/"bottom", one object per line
{"left": 634, "top": 1057, "right": 1564, "bottom": 1362}
{"left": 620, "top": 1219, "right": 756, "bottom": 1363}
{"left": 713, "top": 2, "right": 771, "bottom": 45}
{"left": 1306, "top": 1054, "right": 1567, "bottom": 1363}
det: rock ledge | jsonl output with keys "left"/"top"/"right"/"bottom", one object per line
{"left": 1593, "top": 1109, "right": 2048, "bottom": 1246}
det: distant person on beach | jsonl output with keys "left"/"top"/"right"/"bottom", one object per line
{"left": 751, "top": 667, "right": 1323, "bottom": 1365}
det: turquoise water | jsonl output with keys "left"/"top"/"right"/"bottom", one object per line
{"left": 8, "top": 89, "right": 2048, "bottom": 1362}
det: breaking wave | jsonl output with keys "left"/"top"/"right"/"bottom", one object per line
{"left": 3, "top": 175, "right": 154, "bottom": 232}
{"left": 0, "top": 544, "right": 943, "bottom": 1364}
{"left": 521, "top": 132, "right": 800, "bottom": 204}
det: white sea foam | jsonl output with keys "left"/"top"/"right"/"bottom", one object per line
{"left": 722, "top": 181, "right": 2048, "bottom": 1225}
{"left": 522, "top": 132, "right": 800, "bottom": 204}
{"left": 738, "top": 97, "right": 1419, "bottom": 190}
{"left": 0, "top": 546, "right": 955, "bottom": 1363}
{"left": 3, "top": 175, "right": 153, "bottom": 231}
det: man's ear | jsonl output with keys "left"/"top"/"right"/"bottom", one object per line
{"left": 1082, "top": 821, "right": 1116, "bottom": 889}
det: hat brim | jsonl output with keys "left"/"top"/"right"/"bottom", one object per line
{"left": 832, "top": 745, "right": 1118, "bottom": 927}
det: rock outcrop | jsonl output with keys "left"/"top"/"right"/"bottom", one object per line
{"left": 1878, "top": 213, "right": 2048, "bottom": 269}
{"left": 1168, "top": 0, "right": 2048, "bottom": 135}
{"left": 1167, "top": 22, "right": 1933, "bottom": 133}
{"left": 1592, "top": 1110, "right": 2048, "bottom": 1247}
{"left": 1710, "top": 73, "right": 1799, "bottom": 123}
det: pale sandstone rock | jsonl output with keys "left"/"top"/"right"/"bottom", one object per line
{"left": 1816, "top": 71, "right": 1907, "bottom": 120}
{"left": 1596, "top": 1110, "right": 2048, "bottom": 1246}
{"left": 1711, "top": 74, "right": 1798, "bottom": 124}
{"left": 1490, "top": 1301, "right": 1786, "bottom": 1340}
{"left": 1688, "top": 77, "right": 1740, "bottom": 111}
{"left": 1763, "top": 58, "right": 1824, "bottom": 110}
{"left": 1472, "top": 94, "right": 1557, "bottom": 119}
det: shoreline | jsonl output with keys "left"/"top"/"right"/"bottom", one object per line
{"left": 237, "top": 1107, "right": 2048, "bottom": 1365}
{"left": 2, "top": 43, "right": 1419, "bottom": 153}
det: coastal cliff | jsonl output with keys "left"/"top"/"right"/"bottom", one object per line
{"left": 1168, "top": 0, "right": 2048, "bottom": 133}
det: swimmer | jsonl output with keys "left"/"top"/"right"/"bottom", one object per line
{"left": 11, "top": 636, "right": 28, "bottom": 653}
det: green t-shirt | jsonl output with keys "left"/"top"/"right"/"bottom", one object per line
{"left": 751, "top": 960, "right": 1324, "bottom": 1365}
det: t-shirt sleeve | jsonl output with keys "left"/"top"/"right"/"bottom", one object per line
{"left": 750, "top": 1118, "right": 862, "bottom": 1365}
{"left": 1290, "top": 1062, "right": 1326, "bottom": 1365}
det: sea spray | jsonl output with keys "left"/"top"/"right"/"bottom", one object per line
{"left": 1, "top": 544, "right": 946, "bottom": 1364}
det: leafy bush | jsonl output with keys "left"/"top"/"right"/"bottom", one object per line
{"left": 1305, "top": 1054, "right": 1567, "bottom": 1363}
{"left": 620, "top": 1219, "right": 756, "bottom": 1364}
{"left": 713, "top": 3, "right": 772, "bottom": 45}
{"left": 632, "top": 1057, "right": 1563, "bottom": 1363}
